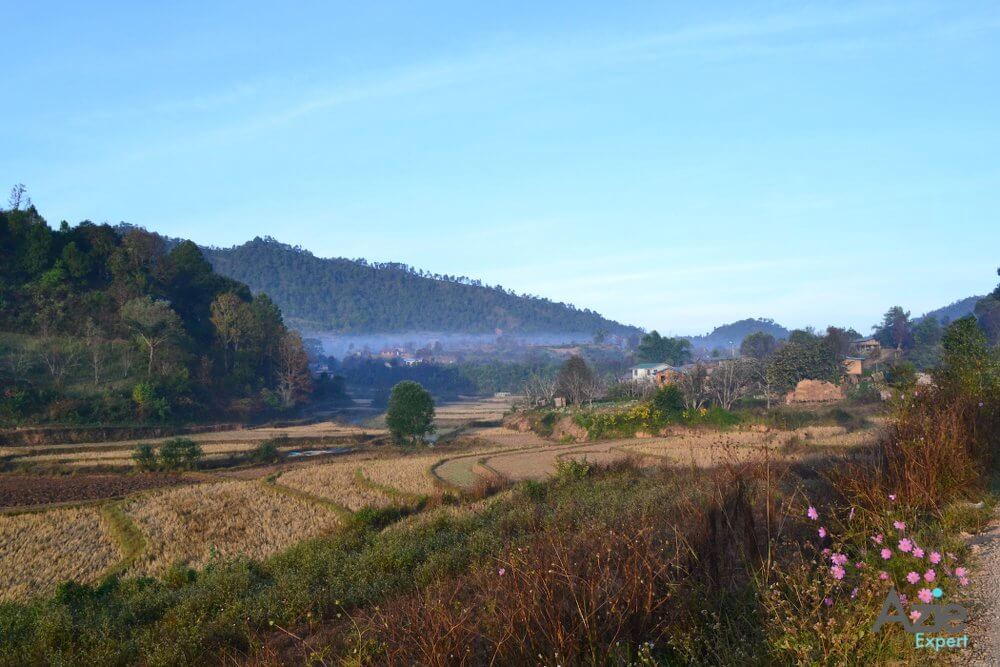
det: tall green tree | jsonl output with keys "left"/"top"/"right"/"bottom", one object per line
{"left": 385, "top": 381, "right": 435, "bottom": 446}
{"left": 636, "top": 331, "right": 691, "bottom": 365}
{"left": 739, "top": 331, "right": 777, "bottom": 360}
{"left": 874, "top": 306, "right": 913, "bottom": 351}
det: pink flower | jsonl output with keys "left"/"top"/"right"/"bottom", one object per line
{"left": 893, "top": 520, "right": 906, "bottom": 532}
{"left": 824, "top": 597, "right": 833, "bottom": 606}
{"left": 831, "top": 553, "right": 848, "bottom": 566}
{"left": 889, "top": 494, "right": 897, "bottom": 501}
{"left": 909, "top": 610, "right": 922, "bottom": 622}
{"left": 872, "top": 533, "right": 884, "bottom": 545}
{"left": 955, "top": 567, "right": 967, "bottom": 578}
{"left": 498, "top": 568, "right": 505, "bottom": 576}
{"left": 906, "top": 571, "right": 920, "bottom": 584}
{"left": 917, "top": 588, "right": 933, "bottom": 604}
{"left": 855, "top": 562, "right": 865, "bottom": 568}
{"left": 924, "top": 569, "right": 936, "bottom": 583}
{"left": 851, "top": 587, "right": 858, "bottom": 599}
{"left": 912, "top": 547, "right": 924, "bottom": 559}
{"left": 879, "top": 571, "right": 889, "bottom": 580}
{"left": 818, "top": 527, "right": 827, "bottom": 538}
{"left": 929, "top": 551, "right": 941, "bottom": 564}
{"left": 822, "top": 548, "right": 832, "bottom": 556}
{"left": 807, "top": 506, "right": 819, "bottom": 521}
{"left": 881, "top": 548, "right": 892, "bottom": 560}
{"left": 831, "top": 565, "right": 846, "bottom": 580}
{"left": 898, "top": 538, "right": 913, "bottom": 553}
{"left": 960, "top": 577, "right": 969, "bottom": 587}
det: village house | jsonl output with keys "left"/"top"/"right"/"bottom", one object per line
{"left": 842, "top": 356, "right": 864, "bottom": 378}
{"left": 654, "top": 366, "right": 686, "bottom": 387}
{"left": 853, "top": 337, "right": 881, "bottom": 356}
{"left": 629, "top": 363, "right": 671, "bottom": 381}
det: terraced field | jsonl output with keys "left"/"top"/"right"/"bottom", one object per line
{"left": 124, "top": 480, "right": 341, "bottom": 576}
{"left": 0, "top": 395, "right": 882, "bottom": 602}
{"left": 0, "top": 506, "right": 122, "bottom": 601}
{"left": 3, "top": 421, "right": 383, "bottom": 470}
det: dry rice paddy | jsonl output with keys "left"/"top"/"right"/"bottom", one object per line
{"left": 278, "top": 457, "right": 393, "bottom": 510}
{"left": 123, "top": 480, "right": 341, "bottom": 576}
{"left": 0, "top": 507, "right": 121, "bottom": 601}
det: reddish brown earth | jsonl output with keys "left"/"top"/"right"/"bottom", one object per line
{"left": 0, "top": 473, "right": 195, "bottom": 508}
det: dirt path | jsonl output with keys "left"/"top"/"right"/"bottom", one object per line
{"left": 967, "top": 509, "right": 1000, "bottom": 665}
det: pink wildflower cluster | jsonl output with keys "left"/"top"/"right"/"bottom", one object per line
{"left": 807, "top": 500, "right": 970, "bottom": 614}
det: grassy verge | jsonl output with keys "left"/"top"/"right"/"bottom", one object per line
{"left": 98, "top": 502, "right": 146, "bottom": 577}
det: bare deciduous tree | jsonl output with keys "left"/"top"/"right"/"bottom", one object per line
{"left": 38, "top": 338, "right": 81, "bottom": 385}
{"left": 523, "top": 374, "right": 557, "bottom": 406}
{"left": 555, "top": 355, "right": 598, "bottom": 406}
{"left": 276, "top": 331, "right": 311, "bottom": 407}
{"left": 121, "top": 297, "right": 181, "bottom": 377}
{"left": 83, "top": 320, "right": 106, "bottom": 386}
{"left": 747, "top": 358, "right": 780, "bottom": 410}
{"left": 707, "top": 359, "right": 756, "bottom": 410}
{"left": 7, "top": 183, "right": 31, "bottom": 210}
{"left": 676, "top": 363, "right": 710, "bottom": 410}
{"left": 608, "top": 378, "right": 656, "bottom": 401}
{"left": 116, "top": 339, "right": 134, "bottom": 379}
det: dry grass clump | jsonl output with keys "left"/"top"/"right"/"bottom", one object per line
{"left": 279, "top": 459, "right": 392, "bottom": 510}
{"left": 0, "top": 507, "right": 121, "bottom": 601}
{"left": 124, "top": 480, "right": 339, "bottom": 576}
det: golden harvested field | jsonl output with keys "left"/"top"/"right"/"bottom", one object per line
{"left": 11, "top": 439, "right": 348, "bottom": 468}
{"left": 5, "top": 420, "right": 382, "bottom": 460}
{"left": 278, "top": 458, "right": 393, "bottom": 510}
{"left": 0, "top": 507, "right": 121, "bottom": 602}
{"left": 483, "top": 442, "right": 613, "bottom": 480}
{"left": 464, "top": 425, "right": 548, "bottom": 447}
{"left": 124, "top": 480, "right": 340, "bottom": 576}
{"left": 360, "top": 455, "right": 443, "bottom": 496}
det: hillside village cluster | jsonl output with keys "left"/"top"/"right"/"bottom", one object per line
{"left": 628, "top": 335, "right": 921, "bottom": 405}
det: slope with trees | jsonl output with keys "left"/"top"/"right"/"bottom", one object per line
{"left": 202, "top": 237, "right": 639, "bottom": 335}
{"left": 0, "top": 201, "right": 309, "bottom": 426}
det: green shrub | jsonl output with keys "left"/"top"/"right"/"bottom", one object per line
{"left": 131, "top": 443, "right": 158, "bottom": 471}
{"left": 553, "top": 457, "right": 591, "bottom": 482}
{"left": 157, "top": 438, "right": 202, "bottom": 471}
{"left": 652, "top": 385, "right": 684, "bottom": 419}
{"left": 249, "top": 438, "right": 283, "bottom": 463}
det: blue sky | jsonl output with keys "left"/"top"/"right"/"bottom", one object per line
{"left": 4, "top": 1, "right": 999, "bottom": 334}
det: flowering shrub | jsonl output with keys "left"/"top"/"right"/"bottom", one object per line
{"left": 764, "top": 497, "right": 971, "bottom": 663}
{"left": 576, "top": 402, "right": 740, "bottom": 438}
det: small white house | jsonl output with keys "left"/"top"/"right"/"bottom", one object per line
{"left": 629, "top": 363, "right": 671, "bottom": 381}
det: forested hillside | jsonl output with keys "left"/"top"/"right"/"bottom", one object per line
{"left": 202, "top": 237, "right": 638, "bottom": 334}
{"left": 918, "top": 295, "right": 983, "bottom": 325}
{"left": 0, "top": 207, "right": 310, "bottom": 426}
{"left": 686, "top": 317, "right": 790, "bottom": 351}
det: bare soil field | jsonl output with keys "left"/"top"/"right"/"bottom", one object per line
{"left": 0, "top": 472, "right": 196, "bottom": 509}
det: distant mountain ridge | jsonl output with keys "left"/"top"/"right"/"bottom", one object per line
{"left": 201, "top": 237, "right": 639, "bottom": 335}
{"left": 918, "top": 296, "right": 984, "bottom": 325}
